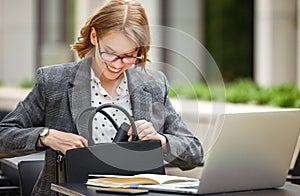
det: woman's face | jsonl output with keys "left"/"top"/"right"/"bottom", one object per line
{"left": 90, "top": 29, "right": 139, "bottom": 82}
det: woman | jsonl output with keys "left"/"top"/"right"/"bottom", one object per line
{"left": 0, "top": 0, "right": 203, "bottom": 195}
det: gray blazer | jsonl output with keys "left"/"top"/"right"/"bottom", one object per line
{"left": 0, "top": 58, "right": 203, "bottom": 195}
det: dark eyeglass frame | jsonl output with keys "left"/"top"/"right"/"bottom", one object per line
{"left": 97, "top": 38, "right": 142, "bottom": 65}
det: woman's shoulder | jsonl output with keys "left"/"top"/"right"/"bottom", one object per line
{"left": 37, "top": 61, "right": 78, "bottom": 76}
{"left": 127, "top": 67, "right": 167, "bottom": 83}
{"left": 36, "top": 58, "right": 90, "bottom": 84}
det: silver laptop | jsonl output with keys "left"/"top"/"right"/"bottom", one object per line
{"left": 140, "top": 110, "right": 300, "bottom": 195}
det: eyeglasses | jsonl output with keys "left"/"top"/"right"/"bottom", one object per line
{"left": 97, "top": 40, "right": 142, "bottom": 65}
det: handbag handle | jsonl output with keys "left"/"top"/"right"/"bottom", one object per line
{"left": 76, "top": 103, "right": 139, "bottom": 144}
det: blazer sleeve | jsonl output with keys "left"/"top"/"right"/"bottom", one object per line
{"left": 0, "top": 68, "right": 47, "bottom": 158}
{"left": 155, "top": 72, "right": 204, "bottom": 170}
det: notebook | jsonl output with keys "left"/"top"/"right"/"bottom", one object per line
{"left": 65, "top": 140, "right": 165, "bottom": 183}
{"left": 140, "top": 109, "right": 300, "bottom": 195}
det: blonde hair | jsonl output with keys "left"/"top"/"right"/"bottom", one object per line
{"left": 71, "top": 0, "right": 151, "bottom": 73}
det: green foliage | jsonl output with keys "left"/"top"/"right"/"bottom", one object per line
{"left": 169, "top": 83, "right": 211, "bottom": 100}
{"left": 266, "top": 83, "right": 300, "bottom": 107}
{"left": 169, "top": 79, "right": 300, "bottom": 108}
{"left": 225, "top": 78, "right": 260, "bottom": 103}
{"left": 192, "top": 83, "right": 212, "bottom": 100}
{"left": 20, "top": 80, "right": 36, "bottom": 89}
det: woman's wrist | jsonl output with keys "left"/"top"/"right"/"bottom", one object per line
{"left": 158, "top": 133, "right": 168, "bottom": 153}
{"left": 37, "top": 128, "right": 50, "bottom": 148}
{"left": 159, "top": 134, "right": 166, "bottom": 145}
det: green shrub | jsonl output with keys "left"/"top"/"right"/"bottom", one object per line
{"left": 168, "top": 79, "right": 300, "bottom": 108}
{"left": 294, "top": 99, "right": 300, "bottom": 108}
{"left": 267, "top": 83, "right": 300, "bottom": 108}
{"left": 192, "top": 83, "right": 211, "bottom": 100}
{"left": 253, "top": 87, "right": 270, "bottom": 105}
{"left": 225, "top": 78, "right": 259, "bottom": 103}
{"left": 20, "top": 80, "right": 36, "bottom": 89}
{"left": 168, "top": 83, "right": 211, "bottom": 100}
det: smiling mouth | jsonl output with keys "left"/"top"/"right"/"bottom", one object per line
{"left": 107, "top": 65, "right": 121, "bottom": 73}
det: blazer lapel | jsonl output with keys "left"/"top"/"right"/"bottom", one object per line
{"left": 126, "top": 68, "right": 152, "bottom": 122}
{"left": 68, "top": 58, "right": 93, "bottom": 143}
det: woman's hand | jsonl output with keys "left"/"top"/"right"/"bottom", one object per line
{"left": 128, "top": 120, "right": 166, "bottom": 146}
{"left": 38, "top": 129, "right": 88, "bottom": 155}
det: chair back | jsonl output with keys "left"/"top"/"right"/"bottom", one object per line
{"left": 18, "top": 160, "right": 44, "bottom": 196}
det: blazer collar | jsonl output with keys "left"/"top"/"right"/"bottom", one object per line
{"left": 68, "top": 58, "right": 92, "bottom": 143}
{"left": 126, "top": 68, "right": 153, "bottom": 122}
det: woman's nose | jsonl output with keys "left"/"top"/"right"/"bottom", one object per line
{"left": 109, "top": 58, "right": 124, "bottom": 68}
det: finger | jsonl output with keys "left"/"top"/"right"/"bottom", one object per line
{"left": 138, "top": 127, "right": 152, "bottom": 138}
{"left": 128, "top": 135, "right": 132, "bottom": 142}
{"left": 133, "top": 120, "right": 156, "bottom": 140}
{"left": 127, "top": 127, "right": 132, "bottom": 136}
{"left": 139, "top": 127, "right": 157, "bottom": 141}
{"left": 135, "top": 120, "right": 147, "bottom": 126}
{"left": 68, "top": 139, "right": 85, "bottom": 148}
{"left": 141, "top": 131, "right": 157, "bottom": 141}
{"left": 137, "top": 121, "right": 151, "bottom": 130}
{"left": 79, "top": 136, "right": 88, "bottom": 147}
{"left": 60, "top": 139, "right": 86, "bottom": 155}
{"left": 136, "top": 121, "right": 152, "bottom": 134}
{"left": 45, "top": 130, "right": 85, "bottom": 154}
{"left": 137, "top": 122, "right": 154, "bottom": 137}
{"left": 135, "top": 120, "right": 147, "bottom": 133}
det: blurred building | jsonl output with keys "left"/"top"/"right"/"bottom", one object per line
{"left": 0, "top": 0, "right": 299, "bottom": 88}
{"left": 0, "top": 0, "right": 36, "bottom": 85}
{"left": 255, "top": 0, "right": 298, "bottom": 87}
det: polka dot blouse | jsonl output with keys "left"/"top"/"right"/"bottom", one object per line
{"left": 90, "top": 69, "right": 133, "bottom": 144}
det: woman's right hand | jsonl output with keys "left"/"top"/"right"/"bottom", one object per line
{"left": 40, "top": 129, "right": 88, "bottom": 155}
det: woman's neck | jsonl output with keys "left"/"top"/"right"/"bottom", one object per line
{"left": 100, "top": 74, "right": 123, "bottom": 98}
{"left": 91, "top": 60, "right": 121, "bottom": 98}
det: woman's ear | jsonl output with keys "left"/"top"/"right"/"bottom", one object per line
{"left": 90, "top": 27, "right": 97, "bottom": 46}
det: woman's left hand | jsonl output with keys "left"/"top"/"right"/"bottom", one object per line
{"left": 128, "top": 120, "right": 166, "bottom": 146}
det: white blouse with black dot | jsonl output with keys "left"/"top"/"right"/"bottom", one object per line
{"left": 90, "top": 69, "right": 133, "bottom": 144}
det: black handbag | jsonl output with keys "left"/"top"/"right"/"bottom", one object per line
{"left": 62, "top": 103, "right": 165, "bottom": 183}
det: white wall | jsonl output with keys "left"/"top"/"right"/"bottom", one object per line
{"left": 255, "top": 0, "right": 297, "bottom": 87}
{"left": 0, "top": 0, "right": 36, "bottom": 85}
{"left": 40, "top": 0, "right": 73, "bottom": 67}
{"left": 137, "top": 0, "right": 161, "bottom": 68}
{"left": 162, "top": 0, "right": 204, "bottom": 84}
